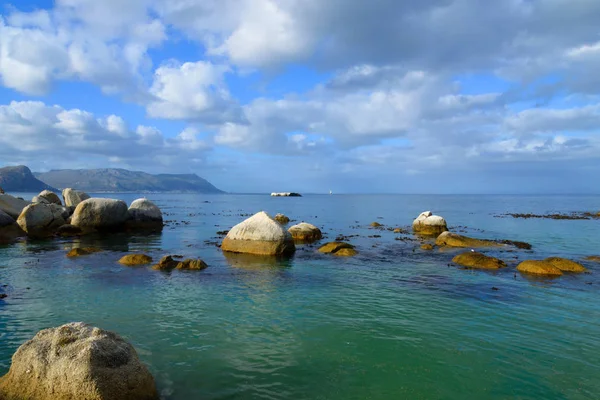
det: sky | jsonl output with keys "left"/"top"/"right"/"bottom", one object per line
{"left": 0, "top": 0, "right": 599, "bottom": 194}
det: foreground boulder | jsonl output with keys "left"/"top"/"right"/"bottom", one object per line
{"left": 0, "top": 194, "right": 29, "bottom": 220}
{"left": 0, "top": 209, "right": 24, "bottom": 242}
{"left": 119, "top": 254, "right": 153, "bottom": 266}
{"left": 288, "top": 222, "right": 322, "bottom": 242}
{"left": 62, "top": 188, "right": 91, "bottom": 208}
{"left": 544, "top": 257, "right": 587, "bottom": 272}
{"left": 221, "top": 211, "right": 295, "bottom": 256}
{"left": 0, "top": 322, "right": 158, "bottom": 400}
{"left": 17, "top": 203, "right": 67, "bottom": 238}
{"left": 318, "top": 242, "right": 358, "bottom": 257}
{"left": 37, "top": 190, "right": 62, "bottom": 206}
{"left": 517, "top": 260, "right": 563, "bottom": 276}
{"left": 71, "top": 198, "right": 129, "bottom": 233}
{"left": 435, "top": 232, "right": 501, "bottom": 248}
{"left": 126, "top": 199, "right": 163, "bottom": 231}
{"left": 412, "top": 211, "right": 448, "bottom": 236}
{"left": 452, "top": 252, "right": 506, "bottom": 269}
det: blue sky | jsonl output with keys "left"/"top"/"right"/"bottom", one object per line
{"left": 0, "top": 0, "right": 599, "bottom": 194}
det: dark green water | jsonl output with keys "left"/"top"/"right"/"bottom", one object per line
{"left": 1, "top": 194, "right": 599, "bottom": 399}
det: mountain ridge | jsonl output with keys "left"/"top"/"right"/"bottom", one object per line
{"left": 31, "top": 168, "right": 224, "bottom": 193}
{"left": 0, "top": 166, "right": 58, "bottom": 192}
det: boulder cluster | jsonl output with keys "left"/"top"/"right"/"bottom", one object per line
{"left": 0, "top": 188, "right": 163, "bottom": 241}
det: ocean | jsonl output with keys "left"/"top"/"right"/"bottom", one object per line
{"left": 1, "top": 193, "right": 599, "bottom": 399}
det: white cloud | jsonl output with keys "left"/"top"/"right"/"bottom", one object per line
{"left": 0, "top": 101, "right": 211, "bottom": 171}
{"left": 147, "top": 61, "right": 241, "bottom": 122}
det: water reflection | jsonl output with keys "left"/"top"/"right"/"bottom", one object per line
{"left": 222, "top": 251, "right": 294, "bottom": 271}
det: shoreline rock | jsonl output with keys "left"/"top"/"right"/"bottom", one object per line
{"left": 0, "top": 194, "right": 30, "bottom": 220}
{"left": 544, "top": 257, "right": 586, "bottom": 272}
{"left": 0, "top": 322, "right": 159, "bottom": 400}
{"left": 62, "top": 188, "right": 91, "bottom": 208}
{"left": 17, "top": 203, "right": 67, "bottom": 238}
{"left": 126, "top": 199, "right": 163, "bottom": 231}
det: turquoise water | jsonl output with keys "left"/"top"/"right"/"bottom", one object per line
{"left": 1, "top": 194, "right": 599, "bottom": 399}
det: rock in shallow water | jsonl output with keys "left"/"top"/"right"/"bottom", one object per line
{"left": 119, "top": 254, "right": 153, "bottom": 266}
{"left": 544, "top": 257, "right": 587, "bottom": 272}
{"left": 67, "top": 247, "right": 102, "bottom": 258}
{"left": 288, "top": 222, "right": 322, "bottom": 243}
{"left": 412, "top": 211, "right": 448, "bottom": 236}
{"left": 452, "top": 252, "right": 506, "bottom": 269}
{"left": 0, "top": 322, "right": 158, "bottom": 400}
{"left": 17, "top": 203, "right": 66, "bottom": 238}
{"left": 318, "top": 242, "right": 357, "bottom": 256}
{"left": 517, "top": 260, "right": 563, "bottom": 276}
{"left": 126, "top": 199, "right": 163, "bottom": 231}
{"left": 274, "top": 213, "right": 290, "bottom": 224}
{"left": 435, "top": 231, "right": 501, "bottom": 248}
{"left": 221, "top": 211, "right": 295, "bottom": 256}
{"left": 71, "top": 198, "right": 129, "bottom": 233}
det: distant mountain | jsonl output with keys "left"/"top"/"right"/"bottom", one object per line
{"left": 35, "top": 168, "right": 224, "bottom": 193}
{"left": 0, "top": 166, "right": 58, "bottom": 192}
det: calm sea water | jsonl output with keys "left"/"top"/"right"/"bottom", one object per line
{"left": 1, "top": 194, "right": 599, "bottom": 399}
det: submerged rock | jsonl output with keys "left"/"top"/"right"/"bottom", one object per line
{"left": 435, "top": 232, "right": 501, "bottom": 248}
{"left": 318, "top": 242, "right": 357, "bottom": 256}
{"left": 71, "top": 198, "right": 129, "bottom": 233}
{"left": 544, "top": 257, "right": 587, "bottom": 272}
{"left": 412, "top": 211, "right": 448, "bottom": 236}
{"left": 0, "top": 322, "right": 158, "bottom": 400}
{"left": 274, "top": 213, "right": 290, "bottom": 224}
{"left": 0, "top": 194, "right": 29, "bottom": 220}
{"left": 370, "top": 222, "right": 383, "bottom": 228}
{"left": 221, "top": 211, "right": 295, "bottom": 256}
{"left": 517, "top": 260, "right": 563, "bottom": 276}
{"left": 585, "top": 256, "right": 600, "bottom": 262}
{"left": 288, "top": 222, "right": 322, "bottom": 242}
{"left": 151, "top": 255, "right": 179, "bottom": 270}
{"left": 66, "top": 247, "right": 102, "bottom": 258}
{"left": 17, "top": 203, "right": 66, "bottom": 238}
{"left": 176, "top": 259, "right": 208, "bottom": 271}
{"left": 420, "top": 243, "right": 434, "bottom": 251}
{"left": 126, "top": 199, "right": 163, "bottom": 231}
{"left": 119, "top": 254, "right": 153, "bottom": 266}
{"left": 62, "top": 188, "right": 91, "bottom": 208}
{"left": 452, "top": 252, "right": 507, "bottom": 269}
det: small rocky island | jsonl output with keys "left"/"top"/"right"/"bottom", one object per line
{"left": 270, "top": 192, "right": 302, "bottom": 197}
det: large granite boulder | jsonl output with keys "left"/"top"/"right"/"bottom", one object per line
{"left": 37, "top": 190, "right": 62, "bottom": 206}
{"left": 0, "top": 322, "right": 158, "bottom": 400}
{"left": 0, "top": 194, "right": 29, "bottom": 220}
{"left": 412, "top": 211, "right": 448, "bottom": 236}
{"left": 17, "top": 203, "right": 67, "bottom": 238}
{"left": 62, "top": 188, "right": 91, "bottom": 208}
{"left": 435, "top": 232, "right": 502, "bottom": 248}
{"left": 0, "top": 209, "right": 24, "bottom": 242}
{"left": 517, "top": 260, "right": 563, "bottom": 276}
{"left": 288, "top": 222, "right": 322, "bottom": 242}
{"left": 452, "top": 251, "right": 506, "bottom": 269}
{"left": 126, "top": 199, "right": 163, "bottom": 231}
{"left": 71, "top": 198, "right": 129, "bottom": 232}
{"left": 221, "top": 211, "right": 295, "bottom": 256}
